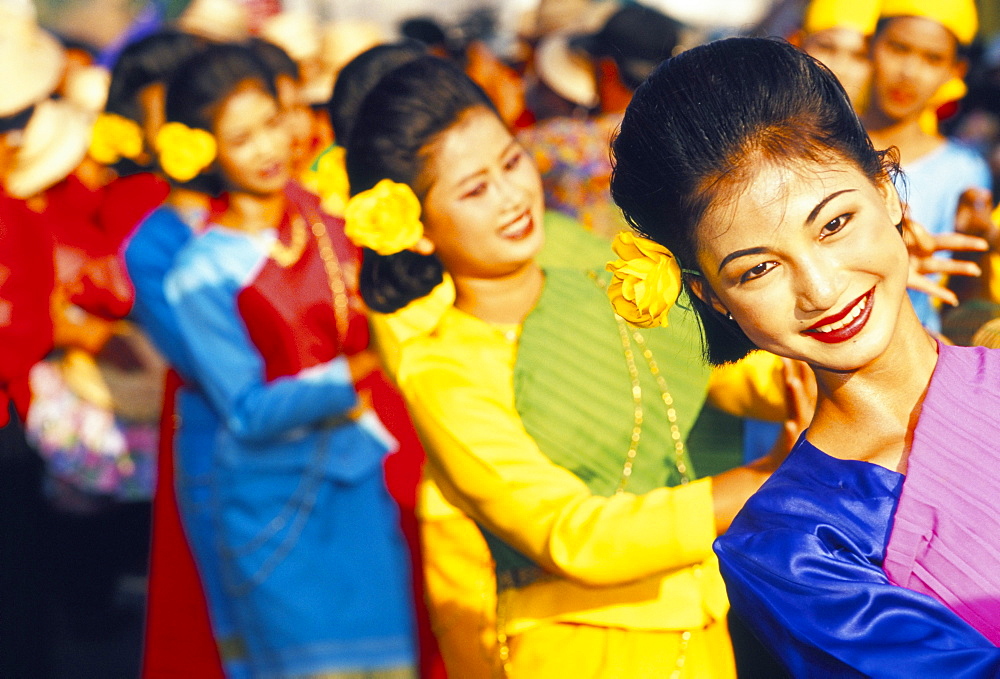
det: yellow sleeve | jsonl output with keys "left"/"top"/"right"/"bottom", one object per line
{"left": 984, "top": 250, "right": 1000, "bottom": 304}
{"left": 367, "top": 275, "right": 456, "bottom": 381}
{"left": 398, "top": 344, "right": 717, "bottom": 588}
{"left": 707, "top": 351, "right": 787, "bottom": 422}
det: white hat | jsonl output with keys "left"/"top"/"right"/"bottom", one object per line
{"left": 63, "top": 65, "right": 112, "bottom": 114}
{"left": 533, "top": 31, "right": 598, "bottom": 108}
{"left": 7, "top": 98, "right": 93, "bottom": 199}
{"left": 177, "top": 0, "right": 249, "bottom": 43}
{"left": 298, "top": 20, "right": 387, "bottom": 106}
{"left": 260, "top": 11, "right": 321, "bottom": 63}
{"left": 0, "top": 0, "right": 65, "bottom": 117}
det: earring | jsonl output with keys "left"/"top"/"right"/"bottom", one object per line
{"left": 726, "top": 312, "right": 733, "bottom": 321}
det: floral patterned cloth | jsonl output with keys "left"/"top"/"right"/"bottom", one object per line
{"left": 517, "top": 113, "right": 626, "bottom": 239}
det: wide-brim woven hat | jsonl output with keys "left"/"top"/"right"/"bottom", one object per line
{"left": 7, "top": 98, "right": 94, "bottom": 199}
{"left": 0, "top": 1, "right": 65, "bottom": 117}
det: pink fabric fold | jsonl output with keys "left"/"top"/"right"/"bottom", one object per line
{"left": 884, "top": 343, "right": 1000, "bottom": 644}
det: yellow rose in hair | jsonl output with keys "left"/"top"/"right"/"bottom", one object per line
{"left": 311, "top": 146, "right": 351, "bottom": 217}
{"left": 606, "top": 231, "right": 682, "bottom": 328}
{"left": 344, "top": 179, "right": 424, "bottom": 256}
{"left": 155, "top": 122, "right": 217, "bottom": 182}
{"left": 88, "top": 113, "right": 143, "bottom": 165}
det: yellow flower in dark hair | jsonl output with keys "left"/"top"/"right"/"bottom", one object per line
{"left": 155, "top": 122, "right": 217, "bottom": 182}
{"left": 606, "top": 231, "right": 682, "bottom": 328}
{"left": 305, "top": 146, "right": 351, "bottom": 217}
{"left": 88, "top": 113, "right": 143, "bottom": 165}
{"left": 343, "top": 179, "right": 424, "bottom": 256}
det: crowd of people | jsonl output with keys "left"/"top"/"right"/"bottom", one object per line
{"left": 2, "top": 0, "right": 1000, "bottom": 676}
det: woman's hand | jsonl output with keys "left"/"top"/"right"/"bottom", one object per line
{"left": 903, "top": 214, "right": 988, "bottom": 307}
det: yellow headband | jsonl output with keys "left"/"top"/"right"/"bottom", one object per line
{"left": 879, "top": 0, "right": 978, "bottom": 46}
{"left": 804, "top": 0, "right": 880, "bottom": 36}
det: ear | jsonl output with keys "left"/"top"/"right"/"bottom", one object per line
{"left": 687, "top": 274, "right": 729, "bottom": 318}
{"left": 876, "top": 175, "right": 904, "bottom": 226}
{"left": 409, "top": 236, "right": 435, "bottom": 255}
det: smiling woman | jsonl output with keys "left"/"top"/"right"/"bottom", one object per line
{"left": 335, "top": 51, "right": 813, "bottom": 679}
{"left": 153, "top": 44, "right": 417, "bottom": 678}
{"left": 612, "top": 36, "right": 1000, "bottom": 676}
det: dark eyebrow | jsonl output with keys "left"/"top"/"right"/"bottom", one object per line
{"left": 719, "top": 247, "right": 769, "bottom": 273}
{"left": 806, "top": 189, "right": 855, "bottom": 225}
{"left": 717, "top": 189, "right": 856, "bottom": 273}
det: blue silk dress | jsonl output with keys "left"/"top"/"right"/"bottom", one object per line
{"left": 715, "top": 436, "right": 1000, "bottom": 678}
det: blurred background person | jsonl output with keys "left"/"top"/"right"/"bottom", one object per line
{"left": 519, "top": 3, "right": 682, "bottom": 239}
{"left": 861, "top": 0, "right": 993, "bottom": 335}
{"left": 788, "top": 0, "right": 879, "bottom": 109}
{"left": 158, "top": 43, "right": 416, "bottom": 677}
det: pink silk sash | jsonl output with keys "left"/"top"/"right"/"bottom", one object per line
{"left": 884, "top": 343, "right": 1000, "bottom": 645}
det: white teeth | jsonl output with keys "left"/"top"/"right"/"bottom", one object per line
{"left": 501, "top": 213, "right": 530, "bottom": 237}
{"left": 813, "top": 296, "right": 867, "bottom": 333}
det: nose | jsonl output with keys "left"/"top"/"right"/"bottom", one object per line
{"left": 495, "top": 170, "right": 526, "bottom": 209}
{"left": 793, "top": 249, "right": 844, "bottom": 315}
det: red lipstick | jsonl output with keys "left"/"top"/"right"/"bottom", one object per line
{"left": 804, "top": 288, "right": 874, "bottom": 344}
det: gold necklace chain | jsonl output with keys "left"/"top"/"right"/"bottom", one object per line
{"left": 308, "top": 213, "right": 351, "bottom": 344}
{"left": 269, "top": 205, "right": 350, "bottom": 345}
{"left": 588, "top": 271, "right": 690, "bottom": 493}
{"left": 269, "top": 211, "right": 308, "bottom": 267}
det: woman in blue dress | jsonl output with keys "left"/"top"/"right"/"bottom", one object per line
{"left": 150, "top": 43, "right": 415, "bottom": 678}
{"left": 610, "top": 37, "right": 1000, "bottom": 677}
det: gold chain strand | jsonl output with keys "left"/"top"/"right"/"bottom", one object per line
{"left": 269, "top": 211, "right": 308, "bottom": 267}
{"left": 631, "top": 328, "right": 690, "bottom": 484}
{"left": 586, "top": 271, "right": 689, "bottom": 492}
{"left": 613, "top": 312, "right": 644, "bottom": 494}
{"left": 308, "top": 213, "right": 351, "bottom": 344}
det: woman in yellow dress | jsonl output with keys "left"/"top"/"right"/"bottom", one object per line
{"left": 336, "top": 53, "right": 807, "bottom": 678}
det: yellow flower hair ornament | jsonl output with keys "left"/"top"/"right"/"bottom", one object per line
{"left": 606, "top": 231, "right": 683, "bottom": 328}
{"left": 88, "top": 113, "right": 144, "bottom": 165}
{"left": 154, "top": 122, "right": 217, "bottom": 182}
{"left": 305, "top": 146, "right": 351, "bottom": 217}
{"left": 343, "top": 179, "right": 424, "bottom": 256}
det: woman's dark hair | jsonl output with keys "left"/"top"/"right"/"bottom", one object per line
{"left": 611, "top": 37, "right": 898, "bottom": 365}
{"left": 247, "top": 37, "right": 300, "bottom": 82}
{"left": 327, "top": 39, "right": 427, "bottom": 144}
{"left": 342, "top": 55, "right": 497, "bottom": 313}
{"left": 104, "top": 29, "right": 204, "bottom": 174}
{"left": 164, "top": 43, "right": 277, "bottom": 195}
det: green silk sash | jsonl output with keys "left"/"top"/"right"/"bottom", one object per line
{"left": 483, "top": 268, "right": 713, "bottom": 585}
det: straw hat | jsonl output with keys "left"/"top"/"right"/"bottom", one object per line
{"left": 260, "top": 11, "right": 321, "bottom": 63}
{"left": 63, "top": 64, "right": 112, "bottom": 114}
{"left": 300, "top": 20, "right": 387, "bottom": 105}
{"left": 177, "top": 0, "right": 249, "bottom": 43}
{"left": 6, "top": 98, "right": 93, "bottom": 199}
{"left": 0, "top": 0, "right": 65, "bottom": 117}
{"left": 533, "top": 31, "right": 598, "bottom": 108}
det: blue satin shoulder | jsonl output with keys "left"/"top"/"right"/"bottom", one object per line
{"left": 715, "top": 436, "right": 1000, "bottom": 678}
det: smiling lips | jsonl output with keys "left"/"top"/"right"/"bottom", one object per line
{"left": 500, "top": 209, "right": 534, "bottom": 240}
{"left": 804, "top": 288, "right": 875, "bottom": 343}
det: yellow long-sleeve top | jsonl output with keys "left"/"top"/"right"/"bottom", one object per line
{"left": 396, "top": 305, "right": 730, "bottom": 636}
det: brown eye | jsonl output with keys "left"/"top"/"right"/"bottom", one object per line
{"left": 820, "top": 213, "right": 851, "bottom": 238}
{"left": 740, "top": 261, "right": 776, "bottom": 283}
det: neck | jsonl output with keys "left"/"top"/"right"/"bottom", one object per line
{"left": 217, "top": 189, "right": 286, "bottom": 234}
{"left": 452, "top": 262, "right": 545, "bottom": 325}
{"left": 862, "top": 108, "right": 942, "bottom": 166}
{"left": 808, "top": 305, "right": 939, "bottom": 471}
